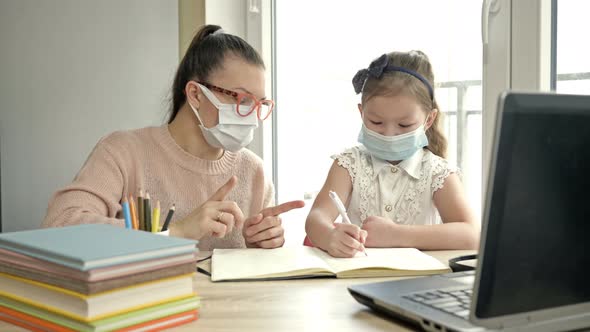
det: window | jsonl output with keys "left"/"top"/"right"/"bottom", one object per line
{"left": 554, "top": 0, "right": 590, "bottom": 94}
{"left": 273, "top": 0, "right": 483, "bottom": 244}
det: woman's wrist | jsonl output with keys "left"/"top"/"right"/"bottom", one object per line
{"left": 168, "top": 221, "right": 184, "bottom": 238}
{"left": 169, "top": 217, "right": 201, "bottom": 239}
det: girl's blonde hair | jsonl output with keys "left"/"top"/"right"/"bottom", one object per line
{"left": 359, "top": 51, "right": 447, "bottom": 158}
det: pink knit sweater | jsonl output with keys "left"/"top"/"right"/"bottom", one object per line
{"left": 42, "top": 125, "right": 274, "bottom": 251}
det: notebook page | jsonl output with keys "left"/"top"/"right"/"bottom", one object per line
{"left": 211, "top": 247, "right": 332, "bottom": 281}
{"left": 314, "top": 248, "right": 449, "bottom": 274}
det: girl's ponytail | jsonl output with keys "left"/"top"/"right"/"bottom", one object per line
{"left": 425, "top": 100, "right": 447, "bottom": 158}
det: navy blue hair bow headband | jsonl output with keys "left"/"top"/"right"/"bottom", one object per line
{"left": 352, "top": 54, "right": 434, "bottom": 101}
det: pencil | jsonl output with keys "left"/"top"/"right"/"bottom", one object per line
{"left": 129, "top": 194, "right": 139, "bottom": 230}
{"left": 121, "top": 197, "right": 132, "bottom": 229}
{"left": 329, "top": 190, "right": 367, "bottom": 256}
{"left": 161, "top": 204, "right": 175, "bottom": 231}
{"left": 138, "top": 190, "right": 145, "bottom": 231}
{"left": 152, "top": 200, "right": 160, "bottom": 233}
{"left": 144, "top": 192, "right": 152, "bottom": 233}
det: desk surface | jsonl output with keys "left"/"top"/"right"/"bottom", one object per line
{"left": 0, "top": 250, "right": 476, "bottom": 332}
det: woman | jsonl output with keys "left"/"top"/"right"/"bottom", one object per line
{"left": 43, "top": 25, "right": 304, "bottom": 250}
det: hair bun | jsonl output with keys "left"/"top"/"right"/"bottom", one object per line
{"left": 194, "top": 24, "right": 223, "bottom": 43}
{"left": 410, "top": 50, "right": 430, "bottom": 61}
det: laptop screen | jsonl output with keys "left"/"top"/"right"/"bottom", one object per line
{"left": 475, "top": 93, "right": 590, "bottom": 318}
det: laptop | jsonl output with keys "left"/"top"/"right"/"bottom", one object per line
{"left": 348, "top": 92, "right": 590, "bottom": 332}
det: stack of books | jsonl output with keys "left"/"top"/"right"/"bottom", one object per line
{"left": 0, "top": 224, "right": 200, "bottom": 331}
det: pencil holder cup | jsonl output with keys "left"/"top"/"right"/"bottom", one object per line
{"left": 157, "top": 230, "right": 170, "bottom": 236}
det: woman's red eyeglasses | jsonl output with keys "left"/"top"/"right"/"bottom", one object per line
{"left": 199, "top": 82, "right": 275, "bottom": 120}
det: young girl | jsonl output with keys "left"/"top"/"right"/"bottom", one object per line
{"left": 305, "top": 51, "right": 479, "bottom": 258}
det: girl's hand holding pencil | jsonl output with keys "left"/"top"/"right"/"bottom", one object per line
{"left": 324, "top": 190, "right": 367, "bottom": 258}
{"left": 326, "top": 224, "right": 368, "bottom": 258}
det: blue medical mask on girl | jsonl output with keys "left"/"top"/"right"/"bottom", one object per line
{"left": 357, "top": 120, "right": 429, "bottom": 161}
{"left": 188, "top": 83, "right": 258, "bottom": 152}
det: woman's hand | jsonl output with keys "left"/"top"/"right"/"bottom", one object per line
{"left": 243, "top": 200, "right": 305, "bottom": 248}
{"left": 170, "top": 176, "right": 244, "bottom": 240}
{"left": 325, "top": 223, "right": 367, "bottom": 258}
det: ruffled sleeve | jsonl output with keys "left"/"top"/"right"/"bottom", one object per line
{"left": 331, "top": 147, "right": 362, "bottom": 181}
{"left": 430, "top": 155, "right": 461, "bottom": 196}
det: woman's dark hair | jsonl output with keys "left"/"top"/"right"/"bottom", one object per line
{"left": 168, "top": 25, "right": 265, "bottom": 123}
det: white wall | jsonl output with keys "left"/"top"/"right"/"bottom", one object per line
{"left": 0, "top": 0, "right": 179, "bottom": 232}
{"left": 205, "top": 0, "right": 247, "bottom": 39}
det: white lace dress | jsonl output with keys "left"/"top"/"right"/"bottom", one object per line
{"left": 332, "top": 146, "right": 458, "bottom": 226}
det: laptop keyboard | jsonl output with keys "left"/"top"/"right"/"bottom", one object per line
{"left": 402, "top": 287, "right": 473, "bottom": 320}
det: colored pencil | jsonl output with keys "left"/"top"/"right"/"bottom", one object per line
{"left": 129, "top": 194, "right": 139, "bottom": 230}
{"left": 121, "top": 197, "right": 132, "bottom": 229}
{"left": 161, "top": 205, "right": 176, "bottom": 231}
{"left": 152, "top": 201, "right": 161, "bottom": 233}
{"left": 144, "top": 192, "right": 152, "bottom": 233}
{"left": 138, "top": 190, "right": 145, "bottom": 231}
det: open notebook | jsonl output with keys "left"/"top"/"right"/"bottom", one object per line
{"left": 211, "top": 247, "right": 450, "bottom": 282}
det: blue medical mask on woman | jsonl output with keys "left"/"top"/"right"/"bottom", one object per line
{"left": 357, "top": 122, "right": 429, "bottom": 161}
